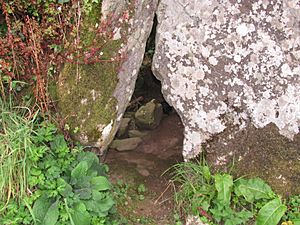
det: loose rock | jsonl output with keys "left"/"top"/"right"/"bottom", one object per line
{"left": 110, "top": 137, "right": 142, "bottom": 151}
{"left": 116, "top": 118, "right": 131, "bottom": 138}
{"left": 135, "top": 99, "right": 163, "bottom": 130}
{"left": 128, "top": 129, "right": 149, "bottom": 138}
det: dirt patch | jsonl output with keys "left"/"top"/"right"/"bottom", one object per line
{"left": 105, "top": 114, "right": 184, "bottom": 224}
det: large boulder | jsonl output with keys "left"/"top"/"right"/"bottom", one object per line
{"left": 152, "top": 1, "right": 300, "bottom": 194}
{"left": 153, "top": 0, "right": 300, "bottom": 159}
{"left": 57, "top": 0, "right": 158, "bottom": 152}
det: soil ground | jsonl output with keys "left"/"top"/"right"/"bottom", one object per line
{"left": 105, "top": 113, "right": 184, "bottom": 225}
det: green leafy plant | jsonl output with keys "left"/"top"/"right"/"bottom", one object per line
{"left": 282, "top": 195, "right": 300, "bottom": 225}
{"left": 0, "top": 118, "right": 117, "bottom": 225}
{"left": 169, "top": 160, "right": 291, "bottom": 225}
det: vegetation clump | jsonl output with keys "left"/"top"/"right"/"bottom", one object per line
{"left": 0, "top": 102, "right": 118, "bottom": 225}
{"left": 169, "top": 160, "right": 300, "bottom": 225}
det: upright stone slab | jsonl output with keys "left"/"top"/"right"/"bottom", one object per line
{"left": 153, "top": 0, "right": 300, "bottom": 159}
{"left": 57, "top": 0, "right": 158, "bottom": 152}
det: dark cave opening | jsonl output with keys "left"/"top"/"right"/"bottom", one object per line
{"left": 127, "top": 15, "right": 173, "bottom": 115}
{"left": 103, "top": 14, "right": 184, "bottom": 225}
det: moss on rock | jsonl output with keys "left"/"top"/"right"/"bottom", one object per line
{"left": 57, "top": 1, "right": 125, "bottom": 148}
{"left": 205, "top": 123, "right": 300, "bottom": 196}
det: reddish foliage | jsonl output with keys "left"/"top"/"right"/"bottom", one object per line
{"left": 0, "top": 0, "right": 132, "bottom": 113}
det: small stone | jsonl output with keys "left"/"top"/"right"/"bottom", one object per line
{"left": 134, "top": 99, "right": 163, "bottom": 130}
{"left": 110, "top": 137, "right": 142, "bottom": 151}
{"left": 138, "top": 168, "right": 150, "bottom": 177}
{"left": 128, "top": 129, "right": 149, "bottom": 138}
{"left": 116, "top": 118, "right": 131, "bottom": 138}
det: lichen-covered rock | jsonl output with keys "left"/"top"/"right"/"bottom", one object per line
{"left": 152, "top": 0, "right": 300, "bottom": 159}
{"left": 135, "top": 99, "right": 163, "bottom": 130}
{"left": 57, "top": 0, "right": 158, "bottom": 152}
{"left": 186, "top": 215, "right": 209, "bottom": 225}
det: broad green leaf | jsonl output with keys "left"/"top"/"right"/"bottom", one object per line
{"left": 92, "top": 190, "right": 106, "bottom": 201}
{"left": 57, "top": 178, "right": 73, "bottom": 197}
{"left": 74, "top": 188, "right": 92, "bottom": 199}
{"left": 71, "top": 161, "right": 88, "bottom": 180}
{"left": 32, "top": 195, "right": 54, "bottom": 225}
{"left": 256, "top": 198, "right": 287, "bottom": 225}
{"left": 91, "top": 176, "right": 111, "bottom": 191}
{"left": 294, "top": 220, "right": 300, "bottom": 225}
{"left": 224, "top": 210, "right": 253, "bottom": 225}
{"left": 214, "top": 174, "right": 233, "bottom": 206}
{"left": 71, "top": 202, "right": 91, "bottom": 225}
{"left": 234, "top": 178, "right": 274, "bottom": 203}
{"left": 73, "top": 176, "right": 92, "bottom": 190}
{"left": 77, "top": 151, "right": 99, "bottom": 168}
{"left": 43, "top": 200, "right": 59, "bottom": 225}
{"left": 95, "top": 196, "right": 115, "bottom": 216}
{"left": 50, "top": 135, "right": 68, "bottom": 154}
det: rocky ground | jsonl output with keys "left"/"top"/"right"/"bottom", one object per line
{"left": 105, "top": 112, "right": 184, "bottom": 225}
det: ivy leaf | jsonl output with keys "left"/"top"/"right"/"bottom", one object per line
{"left": 91, "top": 176, "right": 111, "bottom": 191}
{"left": 214, "top": 174, "right": 233, "bottom": 206}
{"left": 234, "top": 178, "right": 275, "bottom": 203}
{"left": 256, "top": 198, "right": 287, "bottom": 225}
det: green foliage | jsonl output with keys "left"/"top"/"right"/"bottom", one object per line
{"left": 0, "top": 99, "right": 38, "bottom": 204}
{"left": 170, "top": 160, "right": 297, "bottom": 225}
{"left": 83, "top": 0, "right": 101, "bottom": 15}
{"left": 234, "top": 178, "right": 276, "bottom": 203}
{"left": 282, "top": 195, "right": 300, "bottom": 225}
{"left": 256, "top": 198, "right": 287, "bottom": 225}
{"left": 0, "top": 117, "right": 117, "bottom": 225}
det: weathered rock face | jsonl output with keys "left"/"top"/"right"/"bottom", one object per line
{"left": 57, "top": 0, "right": 158, "bottom": 152}
{"left": 205, "top": 123, "right": 300, "bottom": 196}
{"left": 152, "top": 0, "right": 300, "bottom": 160}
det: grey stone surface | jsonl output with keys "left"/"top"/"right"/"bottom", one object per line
{"left": 128, "top": 129, "right": 149, "bottom": 138}
{"left": 110, "top": 137, "right": 143, "bottom": 151}
{"left": 152, "top": 0, "right": 300, "bottom": 159}
{"left": 116, "top": 118, "right": 131, "bottom": 138}
{"left": 135, "top": 99, "right": 163, "bottom": 130}
{"left": 57, "top": 0, "right": 158, "bottom": 153}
